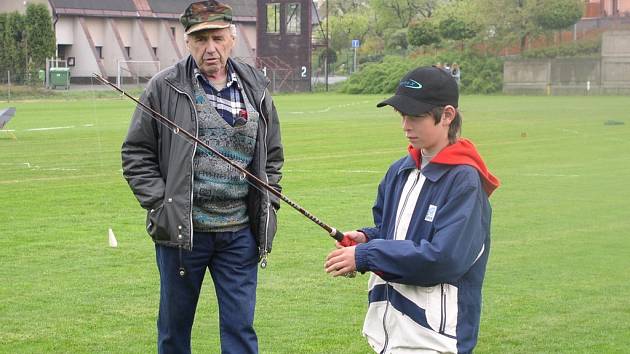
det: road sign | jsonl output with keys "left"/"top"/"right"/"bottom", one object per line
{"left": 351, "top": 39, "right": 360, "bottom": 48}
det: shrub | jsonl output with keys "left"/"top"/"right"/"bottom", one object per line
{"left": 339, "top": 51, "right": 504, "bottom": 95}
{"left": 522, "top": 38, "right": 601, "bottom": 59}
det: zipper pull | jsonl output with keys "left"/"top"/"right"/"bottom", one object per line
{"left": 178, "top": 245, "right": 186, "bottom": 277}
{"left": 260, "top": 249, "right": 268, "bottom": 269}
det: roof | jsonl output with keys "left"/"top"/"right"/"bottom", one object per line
{"left": 49, "top": 0, "right": 255, "bottom": 18}
{"left": 150, "top": 0, "right": 255, "bottom": 17}
{"left": 49, "top": 0, "right": 136, "bottom": 12}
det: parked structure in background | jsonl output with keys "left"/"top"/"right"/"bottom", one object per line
{"left": 256, "top": 0, "right": 314, "bottom": 92}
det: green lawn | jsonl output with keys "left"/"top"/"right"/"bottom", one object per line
{"left": 1, "top": 93, "right": 629, "bottom": 353}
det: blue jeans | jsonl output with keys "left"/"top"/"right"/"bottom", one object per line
{"left": 155, "top": 227, "right": 259, "bottom": 354}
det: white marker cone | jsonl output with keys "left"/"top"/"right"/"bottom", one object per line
{"left": 108, "top": 228, "right": 118, "bottom": 248}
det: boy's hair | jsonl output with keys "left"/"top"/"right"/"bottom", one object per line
{"left": 430, "top": 107, "right": 461, "bottom": 144}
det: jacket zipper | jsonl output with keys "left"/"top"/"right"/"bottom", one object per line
{"left": 380, "top": 169, "right": 421, "bottom": 352}
{"left": 393, "top": 169, "right": 422, "bottom": 239}
{"left": 258, "top": 86, "right": 271, "bottom": 269}
{"left": 440, "top": 284, "right": 447, "bottom": 334}
{"left": 380, "top": 284, "right": 391, "bottom": 354}
{"left": 166, "top": 81, "right": 198, "bottom": 252}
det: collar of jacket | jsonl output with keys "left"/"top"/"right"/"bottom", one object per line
{"left": 396, "top": 155, "right": 451, "bottom": 184}
{"left": 164, "top": 55, "right": 270, "bottom": 107}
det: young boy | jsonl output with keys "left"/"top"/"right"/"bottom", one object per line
{"left": 325, "top": 66, "right": 500, "bottom": 353}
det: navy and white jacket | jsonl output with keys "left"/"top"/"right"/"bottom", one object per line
{"left": 354, "top": 139, "right": 499, "bottom": 354}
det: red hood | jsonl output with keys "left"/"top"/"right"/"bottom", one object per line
{"left": 408, "top": 138, "right": 500, "bottom": 197}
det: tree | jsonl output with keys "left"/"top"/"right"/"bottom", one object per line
{"left": 533, "top": 0, "right": 584, "bottom": 32}
{"left": 472, "top": 0, "right": 584, "bottom": 53}
{"left": 384, "top": 28, "right": 409, "bottom": 51}
{"left": 408, "top": 20, "right": 440, "bottom": 48}
{"left": 434, "top": 0, "right": 479, "bottom": 46}
{"left": 0, "top": 12, "right": 27, "bottom": 83}
{"left": 25, "top": 3, "right": 55, "bottom": 83}
{"left": 475, "top": 0, "right": 539, "bottom": 53}
{"left": 371, "top": 0, "right": 442, "bottom": 29}
{"left": 326, "top": 0, "right": 370, "bottom": 15}
{"left": 329, "top": 11, "right": 371, "bottom": 52}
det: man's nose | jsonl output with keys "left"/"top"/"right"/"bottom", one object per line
{"left": 204, "top": 41, "right": 216, "bottom": 54}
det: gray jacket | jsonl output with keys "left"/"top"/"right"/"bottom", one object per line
{"left": 121, "top": 56, "right": 284, "bottom": 263}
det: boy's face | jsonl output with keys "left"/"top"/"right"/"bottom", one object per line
{"left": 186, "top": 27, "right": 234, "bottom": 77}
{"left": 401, "top": 106, "right": 454, "bottom": 154}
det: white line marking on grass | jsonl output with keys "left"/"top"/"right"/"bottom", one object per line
{"left": 0, "top": 174, "right": 105, "bottom": 185}
{"left": 1, "top": 162, "right": 79, "bottom": 172}
{"left": 1, "top": 129, "right": 15, "bottom": 132}
{"left": 26, "top": 125, "right": 75, "bottom": 131}
{"left": 287, "top": 100, "right": 371, "bottom": 115}
{"left": 286, "top": 148, "right": 400, "bottom": 162}
{"left": 289, "top": 107, "right": 331, "bottom": 114}
{"left": 285, "top": 169, "right": 381, "bottom": 174}
{"left": 521, "top": 173, "right": 580, "bottom": 177}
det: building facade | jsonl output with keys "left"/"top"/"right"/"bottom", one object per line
{"left": 0, "top": 0, "right": 256, "bottom": 82}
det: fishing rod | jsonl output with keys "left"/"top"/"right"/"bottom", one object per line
{"left": 93, "top": 74, "right": 354, "bottom": 247}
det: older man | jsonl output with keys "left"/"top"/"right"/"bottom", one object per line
{"left": 121, "top": 1, "right": 284, "bottom": 353}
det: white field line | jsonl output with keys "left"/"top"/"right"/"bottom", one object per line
{"left": 0, "top": 174, "right": 109, "bottom": 185}
{"left": 8, "top": 124, "right": 95, "bottom": 132}
{"left": 287, "top": 100, "right": 371, "bottom": 114}
{"left": 26, "top": 125, "right": 75, "bottom": 131}
{"left": 520, "top": 173, "right": 580, "bottom": 178}
{"left": 0, "top": 162, "right": 78, "bottom": 172}
{"left": 284, "top": 169, "right": 381, "bottom": 174}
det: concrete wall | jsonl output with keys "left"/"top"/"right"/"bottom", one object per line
{"left": 503, "top": 30, "right": 630, "bottom": 95}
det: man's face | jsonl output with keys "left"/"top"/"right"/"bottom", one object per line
{"left": 186, "top": 27, "right": 235, "bottom": 77}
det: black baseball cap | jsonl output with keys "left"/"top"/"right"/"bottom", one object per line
{"left": 377, "top": 66, "right": 458, "bottom": 116}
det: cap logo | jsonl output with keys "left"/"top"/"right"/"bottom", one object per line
{"left": 401, "top": 79, "right": 422, "bottom": 89}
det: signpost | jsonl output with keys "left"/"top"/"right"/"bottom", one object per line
{"left": 351, "top": 39, "right": 360, "bottom": 73}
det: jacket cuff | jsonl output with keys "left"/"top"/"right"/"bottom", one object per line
{"left": 355, "top": 243, "right": 369, "bottom": 273}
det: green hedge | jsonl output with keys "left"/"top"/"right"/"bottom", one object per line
{"left": 521, "top": 38, "right": 601, "bottom": 59}
{"left": 339, "top": 51, "right": 504, "bottom": 95}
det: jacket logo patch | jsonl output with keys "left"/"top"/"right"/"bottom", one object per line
{"left": 425, "top": 204, "right": 437, "bottom": 222}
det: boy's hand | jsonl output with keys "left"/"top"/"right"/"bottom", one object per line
{"left": 325, "top": 246, "right": 357, "bottom": 277}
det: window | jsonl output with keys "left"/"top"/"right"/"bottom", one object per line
{"left": 286, "top": 3, "right": 301, "bottom": 34}
{"left": 152, "top": 47, "right": 157, "bottom": 56}
{"left": 266, "top": 3, "right": 280, "bottom": 33}
{"left": 170, "top": 26, "right": 176, "bottom": 37}
{"left": 125, "top": 46, "right": 131, "bottom": 58}
{"left": 95, "top": 46, "right": 103, "bottom": 59}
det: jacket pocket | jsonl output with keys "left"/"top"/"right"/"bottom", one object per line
{"left": 265, "top": 205, "right": 278, "bottom": 252}
{"left": 146, "top": 202, "right": 167, "bottom": 240}
{"left": 425, "top": 283, "right": 458, "bottom": 336}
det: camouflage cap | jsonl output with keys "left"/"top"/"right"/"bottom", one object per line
{"left": 180, "top": 1, "right": 233, "bottom": 35}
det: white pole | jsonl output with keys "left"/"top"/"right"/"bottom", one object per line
{"left": 353, "top": 47, "right": 357, "bottom": 73}
{"left": 7, "top": 71, "right": 10, "bottom": 102}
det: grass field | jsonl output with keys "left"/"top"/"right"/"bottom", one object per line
{"left": 1, "top": 93, "right": 629, "bottom": 353}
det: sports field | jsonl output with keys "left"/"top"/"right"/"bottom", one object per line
{"left": 1, "top": 93, "right": 629, "bottom": 353}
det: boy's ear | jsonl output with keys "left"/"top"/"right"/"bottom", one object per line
{"left": 442, "top": 105, "right": 456, "bottom": 125}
